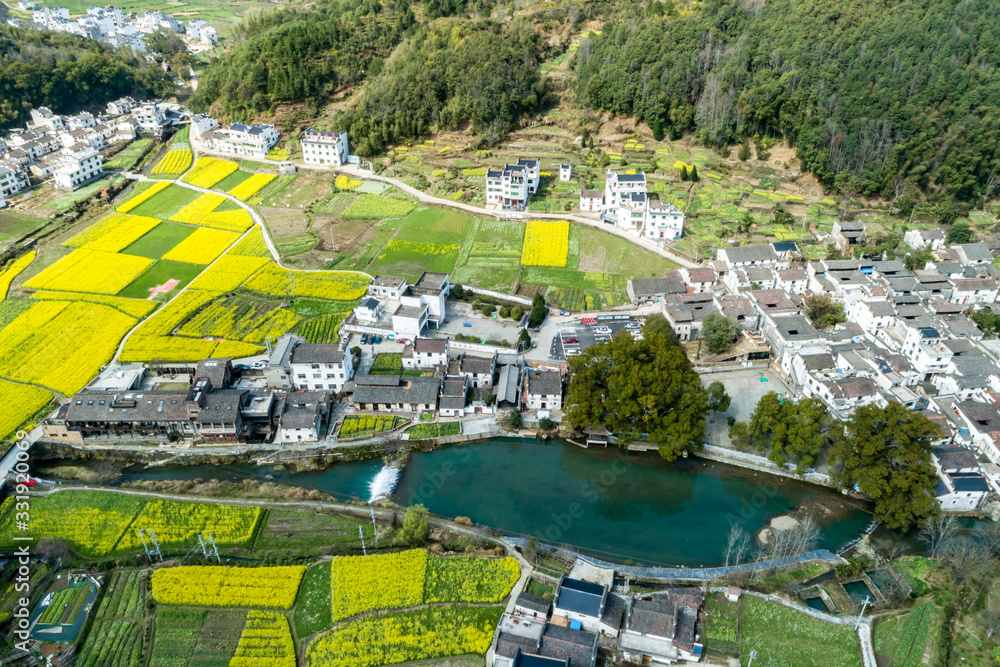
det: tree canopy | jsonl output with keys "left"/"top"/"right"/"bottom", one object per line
{"left": 564, "top": 329, "right": 709, "bottom": 460}
{"left": 574, "top": 0, "right": 1000, "bottom": 202}
{"left": 749, "top": 393, "right": 828, "bottom": 472}
{"left": 829, "top": 402, "right": 941, "bottom": 529}
{"left": 0, "top": 25, "right": 172, "bottom": 131}
{"left": 700, "top": 312, "right": 741, "bottom": 353}
{"left": 804, "top": 295, "right": 847, "bottom": 329}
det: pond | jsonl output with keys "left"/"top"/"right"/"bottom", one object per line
{"left": 57, "top": 438, "right": 873, "bottom": 568}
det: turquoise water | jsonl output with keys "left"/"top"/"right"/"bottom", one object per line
{"left": 109, "top": 438, "right": 871, "bottom": 567}
{"left": 844, "top": 580, "right": 875, "bottom": 605}
{"left": 393, "top": 439, "right": 871, "bottom": 567}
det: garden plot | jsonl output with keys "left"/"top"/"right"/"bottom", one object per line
{"left": 123, "top": 183, "right": 200, "bottom": 218}
{"left": 148, "top": 608, "right": 247, "bottom": 667}
{"left": 365, "top": 207, "right": 472, "bottom": 279}
{"left": 738, "top": 596, "right": 862, "bottom": 667}
{"left": 75, "top": 570, "right": 148, "bottom": 667}
{"left": 259, "top": 206, "right": 318, "bottom": 257}
{"left": 117, "top": 260, "right": 205, "bottom": 299}
{"left": 120, "top": 222, "right": 197, "bottom": 259}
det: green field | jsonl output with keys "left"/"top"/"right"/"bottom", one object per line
{"left": 404, "top": 422, "right": 462, "bottom": 440}
{"left": 294, "top": 561, "right": 333, "bottom": 640}
{"left": 253, "top": 509, "right": 376, "bottom": 554}
{"left": 39, "top": 584, "right": 91, "bottom": 624}
{"left": 0, "top": 211, "right": 44, "bottom": 244}
{"left": 39, "top": 178, "right": 114, "bottom": 211}
{"left": 148, "top": 608, "right": 246, "bottom": 667}
{"left": 739, "top": 596, "right": 862, "bottom": 667}
{"left": 214, "top": 170, "right": 254, "bottom": 192}
{"left": 76, "top": 570, "right": 147, "bottom": 667}
{"left": 117, "top": 260, "right": 205, "bottom": 299}
{"left": 873, "top": 601, "right": 938, "bottom": 667}
{"left": 126, "top": 184, "right": 201, "bottom": 219}
{"left": 104, "top": 139, "right": 153, "bottom": 170}
{"left": 122, "top": 223, "right": 197, "bottom": 259}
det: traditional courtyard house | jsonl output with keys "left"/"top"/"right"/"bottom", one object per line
{"left": 831, "top": 220, "right": 867, "bottom": 254}
{"left": 716, "top": 244, "right": 784, "bottom": 272}
{"left": 954, "top": 401, "right": 1000, "bottom": 464}
{"left": 523, "top": 370, "right": 563, "bottom": 412}
{"left": 679, "top": 267, "right": 717, "bottom": 293}
{"left": 952, "top": 242, "right": 993, "bottom": 266}
{"left": 551, "top": 577, "right": 624, "bottom": 638}
{"left": 349, "top": 375, "right": 441, "bottom": 413}
{"left": 933, "top": 446, "right": 990, "bottom": 511}
{"left": 277, "top": 391, "right": 331, "bottom": 443}
{"left": 618, "top": 590, "right": 704, "bottom": 665}
{"left": 904, "top": 227, "right": 945, "bottom": 251}
{"left": 402, "top": 338, "right": 449, "bottom": 370}
{"left": 438, "top": 377, "right": 468, "bottom": 417}
{"left": 626, "top": 271, "right": 686, "bottom": 304}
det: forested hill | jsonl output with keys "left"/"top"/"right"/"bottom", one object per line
{"left": 0, "top": 25, "right": 173, "bottom": 131}
{"left": 189, "top": 0, "right": 418, "bottom": 119}
{"left": 575, "top": 0, "right": 1000, "bottom": 202}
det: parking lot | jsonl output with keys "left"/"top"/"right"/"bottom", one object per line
{"left": 437, "top": 301, "right": 524, "bottom": 346}
{"left": 549, "top": 316, "right": 644, "bottom": 360}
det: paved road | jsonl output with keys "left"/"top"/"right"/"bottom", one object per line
{"left": 189, "top": 136, "right": 698, "bottom": 268}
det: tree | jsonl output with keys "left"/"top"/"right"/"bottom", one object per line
{"left": 749, "top": 394, "right": 827, "bottom": 471}
{"left": 904, "top": 247, "right": 933, "bottom": 272}
{"left": 651, "top": 118, "right": 664, "bottom": 141}
{"left": 499, "top": 305, "right": 511, "bottom": 318}
{"left": 505, "top": 409, "right": 523, "bottom": 430}
{"left": 690, "top": 164, "right": 700, "bottom": 182}
{"left": 707, "top": 381, "right": 731, "bottom": 412}
{"left": 528, "top": 293, "right": 547, "bottom": 328}
{"left": 700, "top": 313, "right": 741, "bottom": 354}
{"left": 830, "top": 402, "right": 941, "bottom": 529}
{"left": 971, "top": 308, "right": 1000, "bottom": 338}
{"left": 772, "top": 203, "right": 794, "bottom": 227}
{"left": 517, "top": 328, "right": 532, "bottom": 351}
{"left": 946, "top": 220, "right": 975, "bottom": 244}
{"left": 804, "top": 294, "right": 846, "bottom": 329}
{"left": 728, "top": 421, "right": 751, "bottom": 450}
{"left": 680, "top": 166, "right": 689, "bottom": 181}
{"left": 511, "top": 305, "right": 524, "bottom": 321}
{"left": 643, "top": 315, "right": 680, "bottom": 346}
{"left": 399, "top": 504, "right": 430, "bottom": 545}
{"left": 723, "top": 524, "right": 751, "bottom": 567}
{"left": 564, "top": 329, "right": 709, "bottom": 460}
{"left": 737, "top": 138, "right": 751, "bottom": 162}
{"left": 538, "top": 417, "right": 553, "bottom": 430}
{"left": 919, "top": 514, "right": 959, "bottom": 559}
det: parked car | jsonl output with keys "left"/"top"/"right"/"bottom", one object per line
{"left": 625, "top": 322, "right": 641, "bottom": 330}
{"left": 463, "top": 322, "right": 472, "bottom": 327}
{"left": 581, "top": 317, "right": 597, "bottom": 324}
{"left": 594, "top": 326, "right": 612, "bottom": 335}
{"left": 397, "top": 338, "right": 410, "bottom": 345}
{"left": 361, "top": 333, "right": 369, "bottom": 344}
{"left": 372, "top": 336, "right": 383, "bottom": 344}
{"left": 563, "top": 337, "right": 579, "bottom": 344}
{"left": 251, "top": 361, "right": 267, "bottom": 370}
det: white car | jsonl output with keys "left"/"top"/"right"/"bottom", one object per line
{"left": 251, "top": 361, "right": 268, "bottom": 370}
{"left": 625, "top": 322, "right": 641, "bottom": 330}
{"left": 594, "top": 326, "right": 612, "bottom": 335}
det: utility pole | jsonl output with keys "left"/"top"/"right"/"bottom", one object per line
{"left": 358, "top": 525, "right": 367, "bottom": 556}
{"left": 855, "top": 595, "right": 872, "bottom": 630}
{"left": 149, "top": 531, "right": 163, "bottom": 562}
{"left": 137, "top": 529, "right": 153, "bottom": 561}
{"left": 370, "top": 507, "right": 378, "bottom": 544}
{"left": 207, "top": 533, "right": 221, "bottom": 563}
{"left": 198, "top": 534, "right": 209, "bottom": 559}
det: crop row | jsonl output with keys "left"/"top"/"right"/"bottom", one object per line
{"left": 151, "top": 149, "right": 193, "bottom": 176}
{"left": 296, "top": 313, "right": 344, "bottom": 343}
{"left": 338, "top": 416, "right": 398, "bottom": 439}
{"left": 30, "top": 290, "right": 158, "bottom": 318}
{"left": 0, "top": 251, "right": 35, "bottom": 299}
{"left": 182, "top": 157, "right": 239, "bottom": 188}
{"left": 229, "top": 610, "right": 296, "bottom": 667}
{"left": 178, "top": 297, "right": 301, "bottom": 344}
{"left": 189, "top": 256, "right": 268, "bottom": 292}
{"left": 65, "top": 212, "right": 162, "bottom": 253}
{"left": 118, "top": 181, "right": 171, "bottom": 213}
{"left": 244, "top": 263, "right": 370, "bottom": 302}
{"left": 0, "top": 300, "right": 137, "bottom": 395}
{"left": 152, "top": 565, "right": 306, "bottom": 609}
{"left": 24, "top": 248, "right": 153, "bottom": 295}
{"left": 162, "top": 228, "right": 241, "bottom": 265}
{"left": 229, "top": 174, "right": 276, "bottom": 201}
{"left": 521, "top": 220, "right": 569, "bottom": 267}
{"left": 307, "top": 606, "right": 501, "bottom": 667}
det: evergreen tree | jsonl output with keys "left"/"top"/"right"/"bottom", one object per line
{"left": 680, "top": 166, "right": 689, "bottom": 181}
{"left": 690, "top": 164, "right": 700, "bottom": 182}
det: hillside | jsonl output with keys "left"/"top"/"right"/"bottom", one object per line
{"left": 0, "top": 24, "right": 173, "bottom": 130}
{"left": 188, "top": 0, "right": 1000, "bottom": 207}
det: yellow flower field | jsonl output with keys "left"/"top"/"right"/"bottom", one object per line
{"left": 231, "top": 229, "right": 271, "bottom": 257}
{"left": 335, "top": 174, "right": 362, "bottom": 190}
{"left": 117, "top": 181, "right": 170, "bottom": 213}
{"left": 0, "top": 301, "right": 137, "bottom": 395}
{"left": 151, "top": 149, "right": 193, "bottom": 176}
{"left": 212, "top": 340, "right": 265, "bottom": 358}
{"left": 424, "top": 556, "right": 520, "bottom": 603}
{"left": 0, "top": 493, "right": 145, "bottom": 557}
{"left": 65, "top": 212, "right": 161, "bottom": 253}
{"left": 0, "top": 251, "right": 35, "bottom": 299}
{"left": 201, "top": 209, "right": 254, "bottom": 232}
{"left": 172, "top": 192, "right": 227, "bottom": 224}
{"left": 307, "top": 607, "right": 499, "bottom": 667}
{"left": 119, "top": 335, "right": 220, "bottom": 363}
{"left": 229, "top": 611, "right": 296, "bottom": 667}
{"left": 178, "top": 297, "right": 301, "bottom": 343}
{"left": 189, "top": 255, "right": 269, "bottom": 292}
{"left": 521, "top": 220, "right": 569, "bottom": 267}
{"left": 331, "top": 550, "right": 428, "bottom": 621}
{"left": 30, "top": 290, "right": 158, "bottom": 318}
{"left": 0, "top": 379, "right": 52, "bottom": 440}
{"left": 163, "top": 228, "right": 242, "bottom": 265}
{"left": 229, "top": 174, "right": 276, "bottom": 201}
{"left": 182, "top": 157, "right": 239, "bottom": 188}
{"left": 24, "top": 248, "right": 153, "bottom": 294}
{"left": 115, "top": 499, "right": 262, "bottom": 552}
{"left": 152, "top": 566, "right": 306, "bottom": 609}
{"left": 132, "top": 289, "right": 221, "bottom": 336}
{"left": 245, "top": 263, "right": 370, "bottom": 301}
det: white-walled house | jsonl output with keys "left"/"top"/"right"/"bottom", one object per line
{"left": 579, "top": 189, "right": 602, "bottom": 212}
{"left": 302, "top": 128, "right": 349, "bottom": 166}
{"left": 289, "top": 343, "right": 353, "bottom": 393}
{"left": 950, "top": 278, "right": 998, "bottom": 305}
{"left": 486, "top": 158, "right": 539, "bottom": 210}
{"left": 402, "top": 338, "right": 448, "bottom": 370}
{"left": 523, "top": 370, "right": 562, "bottom": 411}
{"left": 560, "top": 163, "right": 572, "bottom": 181}
{"left": 552, "top": 577, "right": 621, "bottom": 638}
{"left": 204, "top": 122, "right": 279, "bottom": 158}
{"left": 276, "top": 391, "right": 330, "bottom": 444}
{"left": 53, "top": 145, "right": 102, "bottom": 190}
{"left": 0, "top": 165, "right": 25, "bottom": 197}
{"left": 904, "top": 228, "right": 945, "bottom": 251}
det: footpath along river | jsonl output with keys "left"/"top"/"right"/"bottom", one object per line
{"left": 51, "top": 438, "right": 871, "bottom": 567}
